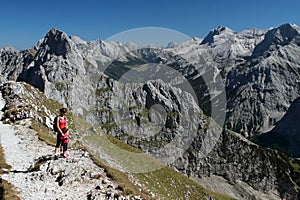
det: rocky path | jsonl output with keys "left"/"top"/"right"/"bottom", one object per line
{"left": 0, "top": 98, "right": 133, "bottom": 199}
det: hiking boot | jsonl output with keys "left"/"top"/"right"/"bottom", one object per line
{"left": 53, "top": 154, "right": 59, "bottom": 160}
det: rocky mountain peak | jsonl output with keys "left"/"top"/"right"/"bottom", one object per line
{"left": 0, "top": 45, "right": 19, "bottom": 53}
{"left": 266, "top": 23, "right": 300, "bottom": 43}
{"left": 166, "top": 41, "right": 177, "bottom": 48}
{"left": 39, "top": 28, "right": 74, "bottom": 57}
{"left": 70, "top": 35, "right": 86, "bottom": 45}
{"left": 200, "top": 26, "right": 235, "bottom": 45}
{"left": 252, "top": 23, "right": 300, "bottom": 57}
{"left": 277, "top": 23, "right": 300, "bottom": 38}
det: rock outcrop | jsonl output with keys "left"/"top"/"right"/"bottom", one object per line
{"left": 0, "top": 82, "right": 145, "bottom": 200}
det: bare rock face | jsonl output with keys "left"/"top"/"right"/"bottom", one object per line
{"left": 252, "top": 23, "right": 300, "bottom": 57}
{"left": 0, "top": 46, "right": 33, "bottom": 82}
{"left": 225, "top": 23, "right": 300, "bottom": 137}
{"left": 178, "top": 130, "right": 300, "bottom": 199}
{"left": 253, "top": 97, "right": 300, "bottom": 157}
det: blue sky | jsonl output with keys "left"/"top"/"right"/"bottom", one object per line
{"left": 1, "top": 0, "right": 300, "bottom": 50}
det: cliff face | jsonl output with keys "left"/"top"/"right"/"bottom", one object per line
{"left": 253, "top": 97, "right": 300, "bottom": 157}
{"left": 1, "top": 24, "right": 300, "bottom": 199}
{"left": 226, "top": 24, "right": 300, "bottom": 137}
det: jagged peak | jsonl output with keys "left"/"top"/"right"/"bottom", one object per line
{"left": 43, "top": 27, "right": 72, "bottom": 44}
{"left": 278, "top": 23, "right": 300, "bottom": 32}
{"left": 47, "top": 27, "right": 67, "bottom": 37}
{"left": 89, "top": 38, "right": 104, "bottom": 45}
{"left": 252, "top": 23, "right": 300, "bottom": 57}
{"left": 208, "top": 26, "right": 235, "bottom": 34}
{"left": 166, "top": 41, "right": 177, "bottom": 48}
{"left": 239, "top": 28, "right": 266, "bottom": 38}
{"left": 39, "top": 28, "right": 74, "bottom": 56}
{"left": 200, "top": 26, "right": 236, "bottom": 45}
{"left": 70, "top": 35, "right": 86, "bottom": 45}
{"left": 215, "top": 26, "right": 234, "bottom": 33}
{"left": 1, "top": 45, "right": 19, "bottom": 53}
{"left": 272, "top": 23, "right": 300, "bottom": 40}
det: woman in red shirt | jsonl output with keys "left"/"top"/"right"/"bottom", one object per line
{"left": 54, "top": 107, "right": 68, "bottom": 158}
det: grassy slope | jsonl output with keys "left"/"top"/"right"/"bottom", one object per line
{"left": 31, "top": 114, "right": 235, "bottom": 199}
{"left": 83, "top": 127, "right": 235, "bottom": 200}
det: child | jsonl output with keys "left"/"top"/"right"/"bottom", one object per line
{"left": 61, "top": 127, "right": 70, "bottom": 158}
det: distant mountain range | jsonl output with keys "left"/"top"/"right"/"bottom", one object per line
{"left": 1, "top": 23, "right": 300, "bottom": 199}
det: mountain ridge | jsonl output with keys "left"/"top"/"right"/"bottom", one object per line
{"left": 252, "top": 23, "right": 300, "bottom": 57}
{"left": 1, "top": 23, "right": 300, "bottom": 199}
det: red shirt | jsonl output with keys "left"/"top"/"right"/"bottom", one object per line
{"left": 59, "top": 116, "right": 67, "bottom": 129}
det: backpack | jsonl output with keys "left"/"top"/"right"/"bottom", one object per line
{"left": 53, "top": 116, "right": 59, "bottom": 132}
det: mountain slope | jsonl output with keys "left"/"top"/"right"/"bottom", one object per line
{"left": 0, "top": 81, "right": 234, "bottom": 200}
{"left": 225, "top": 23, "right": 300, "bottom": 137}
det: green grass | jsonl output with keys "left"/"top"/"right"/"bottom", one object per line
{"left": 100, "top": 122, "right": 117, "bottom": 132}
{"left": 134, "top": 166, "right": 236, "bottom": 200}
{"left": 0, "top": 146, "right": 11, "bottom": 170}
{"left": 290, "top": 159, "right": 300, "bottom": 173}
{"left": 29, "top": 120, "right": 57, "bottom": 146}
{"left": 84, "top": 128, "right": 235, "bottom": 200}
{"left": 95, "top": 87, "right": 110, "bottom": 96}
{"left": 23, "top": 83, "right": 77, "bottom": 137}
{"left": 0, "top": 179, "right": 20, "bottom": 200}
{"left": 105, "top": 134, "right": 142, "bottom": 153}
{"left": 54, "top": 82, "right": 67, "bottom": 91}
{"left": 84, "top": 147, "right": 153, "bottom": 199}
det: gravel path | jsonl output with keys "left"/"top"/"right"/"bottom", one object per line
{"left": 0, "top": 95, "right": 128, "bottom": 200}
{"left": 0, "top": 96, "right": 42, "bottom": 172}
{"left": 0, "top": 119, "right": 51, "bottom": 172}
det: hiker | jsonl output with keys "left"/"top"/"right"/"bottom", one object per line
{"left": 61, "top": 127, "right": 70, "bottom": 158}
{"left": 54, "top": 107, "right": 68, "bottom": 157}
